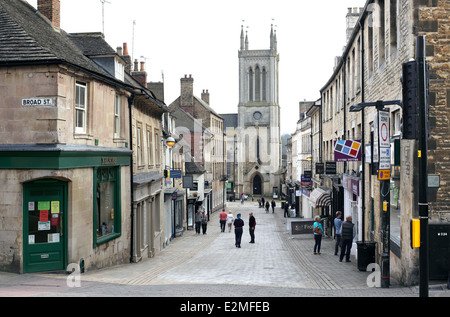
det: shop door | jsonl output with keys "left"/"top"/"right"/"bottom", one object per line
{"left": 23, "top": 180, "right": 67, "bottom": 273}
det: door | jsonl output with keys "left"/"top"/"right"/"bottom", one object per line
{"left": 253, "top": 174, "right": 262, "bottom": 195}
{"left": 23, "top": 180, "right": 67, "bottom": 273}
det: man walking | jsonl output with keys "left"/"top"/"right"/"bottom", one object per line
{"left": 249, "top": 212, "right": 256, "bottom": 243}
{"left": 339, "top": 216, "right": 356, "bottom": 262}
{"left": 233, "top": 213, "right": 244, "bottom": 248}
{"left": 334, "top": 211, "right": 343, "bottom": 256}
{"left": 284, "top": 202, "right": 289, "bottom": 218}
{"left": 219, "top": 209, "right": 227, "bottom": 232}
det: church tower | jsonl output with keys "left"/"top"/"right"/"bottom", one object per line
{"left": 237, "top": 25, "right": 282, "bottom": 198}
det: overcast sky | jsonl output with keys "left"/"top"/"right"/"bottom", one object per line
{"left": 28, "top": 0, "right": 366, "bottom": 135}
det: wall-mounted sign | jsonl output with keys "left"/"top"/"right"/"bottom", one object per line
{"left": 22, "top": 98, "right": 54, "bottom": 106}
{"left": 102, "top": 157, "right": 117, "bottom": 165}
{"left": 325, "top": 161, "right": 337, "bottom": 174}
{"left": 334, "top": 140, "right": 362, "bottom": 162}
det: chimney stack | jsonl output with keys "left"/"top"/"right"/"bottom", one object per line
{"left": 131, "top": 59, "right": 147, "bottom": 88}
{"left": 121, "top": 43, "right": 132, "bottom": 74}
{"left": 37, "top": 0, "right": 60, "bottom": 28}
{"left": 180, "top": 75, "right": 194, "bottom": 116}
{"left": 201, "top": 89, "right": 210, "bottom": 105}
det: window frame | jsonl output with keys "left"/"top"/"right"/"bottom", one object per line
{"left": 114, "top": 94, "right": 121, "bottom": 138}
{"left": 75, "top": 81, "right": 87, "bottom": 134}
{"left": 93, "top": 166, "right": 122, "bottom": 247}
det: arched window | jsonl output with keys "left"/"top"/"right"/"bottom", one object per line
{"left": 248, "top": 67, "right": 254, "bottom": 101}
{"left": 255, "top": 66, "right": 261, "bottom": 101}
{"left": 262, "top": 67, "right": 267, "bottom": 102}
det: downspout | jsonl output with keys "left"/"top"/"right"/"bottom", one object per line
{"left": 359, "top": 19, "right": 366, "bottom": 242}
{"left": 128, "top": 94, "right": 135, "bottom": 263}
{"left": 343, "top": 59, "right": 347, "bottom": 174}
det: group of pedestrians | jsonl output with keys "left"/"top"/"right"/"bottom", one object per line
{"left": 194, "top": 210, "right": 209, "bottom": 235}
{"left": 197, "top": 202, "right": 356, "bottom": 261}
{"left": 258, "top": 197, "right": 277, "bottom": 213}
{"left": 197, "top": 208, "right": 258, "bottom": 249}
{"left": 312, "top": 210, "right": 356, "bottom": 262}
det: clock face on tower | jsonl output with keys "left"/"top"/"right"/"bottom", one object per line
{"left": 253, "top": 111, "right": 262, "bottom": 121}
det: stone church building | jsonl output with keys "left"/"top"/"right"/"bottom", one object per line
{"left": 234, "top": 25, "right": 282, "bottom": 198}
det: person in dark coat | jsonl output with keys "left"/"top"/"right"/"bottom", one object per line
{"left": 284, "top": 202, "right": 290, "bottom": 218}
{"left": 249, "top": 212, "right": 256, "bottom": 243}
{"left": 265, "top": 201, "right": 270, "bottom": 213}
{"left": 233, "top": 213, "right": 244, "bottom": 248}
{"left": 271, "top": 200, "right": 276, "bottom": 213}
{"left": 340, "top": 216, "right": 356, "bottom": 262}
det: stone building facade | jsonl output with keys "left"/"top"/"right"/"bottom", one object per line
{"left": 311, "top": 0, "right": 450, "bottom": 285}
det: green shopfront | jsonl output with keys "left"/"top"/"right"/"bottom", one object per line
{"left": 0, "top": 144, "right": 131, "bottom": 274}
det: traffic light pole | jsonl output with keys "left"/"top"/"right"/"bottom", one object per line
{"left": 416, "top": 36, "right": 429, "bottom": 298}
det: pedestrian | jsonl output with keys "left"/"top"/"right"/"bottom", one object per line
{"left": 258, "top": 198, "right": 262, "bottom": 208}
{"left": 261, "top": 197, "right": 265, "bottom": 208}
{"left": 284, "top": 202, "right": 289, "bottom": 218}
{"left": 201, "top": 211, "right": 208, "bottom": 235}
{"left": 226, "top": 211, "right": 234, "bottom": 232}
{"left": 233, "top": 213, "right": 244, "bottom": 248}
{"left": 313, "top": 216, "right": 323, "bottom": 255}
{"left": 271, "top": 199, "right": 276, "bottom": 213}
{"left": 219, "top": 209, "right": 227, "bottom": 232}
{"left": 265, "top": 201, "right": 270, "bottom": 213}
{"left": 334, "top": 211, "right": 343, "bottom": 256}
{"left": 340, "top": 216, "right": 356, "bottom": 262}
{"left": 195, "top": 210, "right": 202, "bottom": 235}
{"left": 249, "top": 212, "right": 256, "bottom": 243}
{"left": 241, "top": 193, "right": 245, "bottom": 204}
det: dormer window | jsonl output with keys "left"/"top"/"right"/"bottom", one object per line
{"left": 115, "top": 58, "right": 124, "bottom": 81}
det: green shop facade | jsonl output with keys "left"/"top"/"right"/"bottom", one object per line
{"left": 0, "top": 144, "right": 132, "bottom": 273}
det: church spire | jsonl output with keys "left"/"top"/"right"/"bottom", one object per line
{"left": 270, "top": 24, "right": 277, "bottom": 51}
{"left": 240, "top": 24, "right": 245, "bottom": 50}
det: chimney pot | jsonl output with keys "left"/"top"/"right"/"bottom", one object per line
{"left": 123, "top": 43, "right": 129, "bottom": 55}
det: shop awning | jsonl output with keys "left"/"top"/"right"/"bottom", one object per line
{"left": 310, "top": 188, "right": 332, "bottom": 208}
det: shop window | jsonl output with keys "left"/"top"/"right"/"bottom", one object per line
{"left": 94, "top": 166, "right": 121, "bottom": 245}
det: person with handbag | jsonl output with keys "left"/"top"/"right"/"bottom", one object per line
{"left": 313, "top": 216, "right": 324, "bottom": 254}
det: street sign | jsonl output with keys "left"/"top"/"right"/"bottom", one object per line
{"left": 378, "top": 169, "right": 390, "bottom": 180}
{"left": 379, "top": 147, "right": 391, "bottom": 170}
{"left": 378, "top": 111, "right": 390, "bottom": 148}
{"left": 170, "top": 170, "right": 182, "bottom": 179}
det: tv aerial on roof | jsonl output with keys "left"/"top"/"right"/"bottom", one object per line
{"left": 100, "top": 0, "right": 111, "bottom": 35}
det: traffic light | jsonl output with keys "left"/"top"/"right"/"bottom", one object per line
{"left": 164, "top": 169, "right": 170, "bottom": 178}
{"left": 401, "top": 61, "right": 419, "bottom": 140}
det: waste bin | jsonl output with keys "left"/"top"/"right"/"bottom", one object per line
{"left": 356, "top": 241, "right": 376, "bottom": 271}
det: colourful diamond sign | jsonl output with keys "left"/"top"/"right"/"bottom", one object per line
{"left": 334, "top": 140, "right": 362, "bottom": 162}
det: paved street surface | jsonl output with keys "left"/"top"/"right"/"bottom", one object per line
{"left": 0, "top": 200, "right": 448, "bottom": 300}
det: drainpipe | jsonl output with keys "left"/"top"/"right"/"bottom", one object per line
{"left": 359, "top": 19, "right": 366, "bottom": 242}
{"left": 128, "top": 95, "right": 135, "bottom": 263}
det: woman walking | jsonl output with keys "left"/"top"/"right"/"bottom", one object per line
{"left": 313, "top": 216, "right": 324, "bottom": 254}
{"left": 226, "top": 211, "right": 234, "bottom": 232}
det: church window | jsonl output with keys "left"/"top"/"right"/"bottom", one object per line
{"left": 255, "top": 66, "right": 261, "bottom": 101}
{"left": 249, "top": 67, "right": 254, "bottom": 101}
{"left": 262, "top": 68, "right": 267, "bottom": 102}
